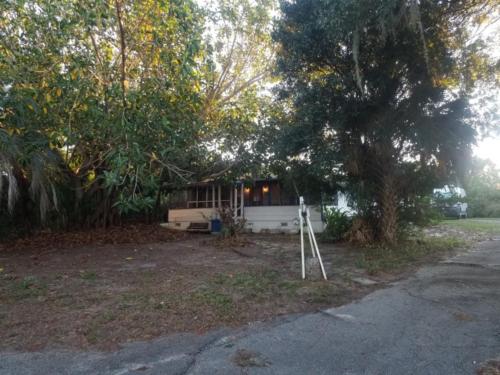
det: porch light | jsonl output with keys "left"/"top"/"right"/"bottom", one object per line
{"left": 244, "top": 187, "right": 251, "bottom": 194}
{"left": 262, "top": 185, "right": 269, "bottom": 193}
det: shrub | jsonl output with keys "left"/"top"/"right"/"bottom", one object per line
{"left": 321, "top": 207, "right": 352, "bottom": 242}
{"left": 217, "top": 206, "right": 247, "bottom": 238}
{"left": 464, "top": 161, "right": 500, "bottom": 218}
{"left": 399, "top": 195, "right": 443, "bottom": 227}
{"left": 468, "top": 198, "right": 500, "bottom": 218}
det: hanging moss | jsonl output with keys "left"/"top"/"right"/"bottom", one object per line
{"left": 352, "top": 27, "right": 364, "bottom": 94}
{"left": 408, "top": 0, "right": 430, "bottom": 68}
{"left": 352, "top": 0, "right": 431, "bottom": 89}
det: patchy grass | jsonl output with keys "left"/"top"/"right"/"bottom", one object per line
{"left": 200, "top": 270, "right": 343, "bottom": 308}
{"left": 79, "top": 270, "right": 97, "bottom": 281}
{"left": 210, "top": 270, "right": 293, "bottom": 299}
{"left": 356, "top": 237, "right": 467, "bottom": 275}
{"left": 441, "top": 219, "right": 500, "bottom": 235}
{"left": 304, "top": 282, "right": 339, "bottom": 304}
{"left": 83, "top": 312, "right": 119, "bottom": 345}
{"left": 207, "top": 269, "right": 323, "bottom": 303}
{"left": 0, "top": 230, "right": 472, "bottom": 351}
{"left": 191, "top": 289, "right": 235, "bottom": 317}
{"left": 6, "top": 276, "right": 48, "bottom": 300}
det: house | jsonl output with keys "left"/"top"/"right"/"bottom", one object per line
{"left": 163, "top": 178, "right": 343, "bottom": 233}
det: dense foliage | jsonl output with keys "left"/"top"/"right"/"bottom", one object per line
{"left": 0, "top": 0, "right": 274, "bottom": 235}
{"left": 273, "top": 0, "right": 499, "bottom": 242}
{"left": 321, "top": 207, "right": 352, "bottom": 242}
{"left": 465, "top": 158, "right": 500, "bottom": 217}
{"left": 1, "top": 0, "right": 498, "bottom": 241}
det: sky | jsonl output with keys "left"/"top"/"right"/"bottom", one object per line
{"left": 474, "top": 137, "right": 500, "bottom": 167}
{"left": 471, "top": 14, "right": 500, "bottom": 168}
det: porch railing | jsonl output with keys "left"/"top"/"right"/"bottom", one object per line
{"left": 186, "top": 200, "right": 231, "bottom": 208}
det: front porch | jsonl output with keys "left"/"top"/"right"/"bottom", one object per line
{"left": 164, "top": 179, "right": 325, "bottom": 233}
{"left": 165, "top": 181, "right": 245, "bottom": 232}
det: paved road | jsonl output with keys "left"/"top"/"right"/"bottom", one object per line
{"left": 2, "top": 239, "right": 500, "bottom": 375}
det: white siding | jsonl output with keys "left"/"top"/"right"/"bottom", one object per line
{"left": 244, "top": 205, "right": 324, "bottom": 233}
{"left": 165, "top": 206, "right": 325, "bottom": 233}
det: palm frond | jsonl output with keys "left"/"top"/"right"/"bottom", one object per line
{"left": 29, "top": 151, "right": 61, "bottom": 224}
{"left": 0, "top": 130, "right": 20, "bottom": 214}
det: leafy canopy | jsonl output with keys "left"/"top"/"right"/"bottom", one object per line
{"left": 0, "top": 0, "right": 275, "bottom": 230}
{"left": 273, "top": 0, "right": 499, "bottom": 241}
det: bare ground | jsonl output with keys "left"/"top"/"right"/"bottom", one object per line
{"left": 0, "top": 224, "right": 469, "bottom": 351}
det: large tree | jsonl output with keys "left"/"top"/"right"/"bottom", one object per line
{"left": 0, "top": 0, "right": 278, "bottom": 233}
{"left": 0, "top": 0, "right": 206, "bottom": 228}
{"left": 273, "top": 0, "right": 498, "bottom": 242}
{"left": 200, "top": 0, "right": 277, "bottom": 173}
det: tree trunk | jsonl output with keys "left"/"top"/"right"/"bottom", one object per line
{"left": 379, "top": 173, "right": 398, "bottom": 244}
{"left": 115, "top": 0, "right": 127, "bottom": 107}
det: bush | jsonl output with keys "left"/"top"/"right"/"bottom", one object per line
{"left": 468, "top": 199, "right": 500, "bottom": 218}
{"left": 321, "top": 207, "right": 352, "bottom": 242}
{"left": 464, "top": 160, "right": 500, "bottom": 218}
{"left": 217, "top": 206, "right": 247, "bottom": 238}
{"left": 398, "top": 195, "right": 443, "bottom": 230}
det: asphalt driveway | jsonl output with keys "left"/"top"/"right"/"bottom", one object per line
{"left": 1, "top": 238, "right": 500, "bottom": 375}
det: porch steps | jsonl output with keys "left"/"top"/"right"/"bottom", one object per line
{"left": 187, "top": 222, "right": 210, "bottom": 232}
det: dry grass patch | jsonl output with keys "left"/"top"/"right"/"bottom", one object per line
{"left": 0, "top": 228, "right": 473, "bottom": 351}
{"left": 355, "top": 237, "right": 467, "bottom": 275}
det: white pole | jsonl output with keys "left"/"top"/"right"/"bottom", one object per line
{"left": 212, "top": 184, "right": 215, "bottom": 208}
{"left": 218, "top": 185, "right": 221, "bottom": 208}
{"left": 233, "top": 186, "right": 237, "bottom": 217}
{"left": 240, "top": 183, "right": 244, "bottom": 217}
{"left": 306, "top": 209, "right": 327, "bottom": 280}
{"left": 299, "top": 207, "right": 305, "bottom": 279}
{"left": 306, "top": 216, "right": 316, "bottom": 258}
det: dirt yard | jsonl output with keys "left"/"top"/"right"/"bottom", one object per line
{"left": 0, "top": 224, "right": 470, "bottom": 351}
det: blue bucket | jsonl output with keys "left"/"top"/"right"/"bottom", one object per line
{"left": 211, "top": 219, "right": 222, "bottom": 233}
